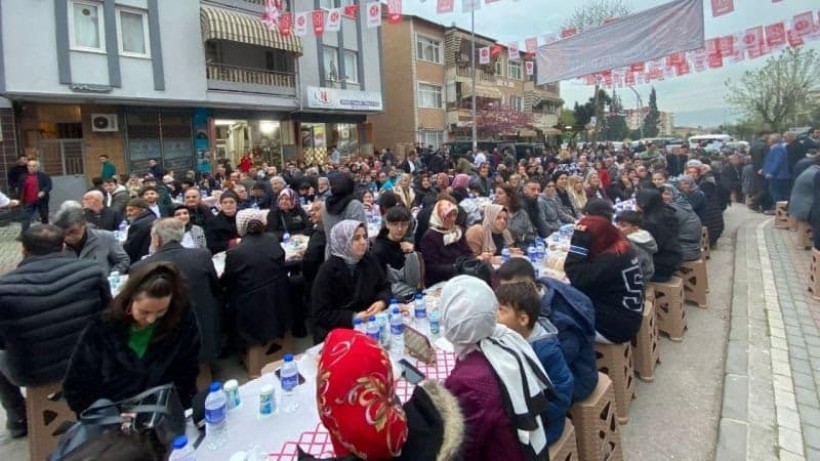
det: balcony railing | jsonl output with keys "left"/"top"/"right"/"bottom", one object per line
{"left": 207, "top": 63, "right": 296, "bottom": 89}
{"left": 455, "top": 66, "right": 498, "bottom": 83}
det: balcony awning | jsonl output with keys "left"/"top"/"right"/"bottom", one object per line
{"left": 200, "top": 6, "right": 302, "bottom": 55}
{"left": 460, "top": 86, "right": 502, "bottom": 100}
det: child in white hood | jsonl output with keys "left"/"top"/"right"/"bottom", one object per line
{"left": 615, "top": 210, "right": 658, "bottom": 282}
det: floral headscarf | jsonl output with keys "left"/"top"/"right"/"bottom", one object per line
{"left": 480, "top": 204, "right": 513, "bottom": 255}
{"left": 329, "top": 219, "right": 368, "bottom": 265}
{"left": 317, "top": 329, "right": 408, "bottom": 459}
{"left": 278, "top": 188, "right": 297, "bottom": 208}
{"left": 428, "top": 200, "right": 462, "bottom": 246}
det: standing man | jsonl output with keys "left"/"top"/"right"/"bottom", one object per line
{"left": 5, "top": 156, "right": 28, "bottom": 198}
{"left": 0, "top": 224, "right": 111, "bottom": 438}
{"left": 749, "top": 131, "right": 771, "bottom": 212}
{"left": 19, "top": 160, "right": 52, "bottom": 236}
{"left": 330, "top": 145, "right": 341, "bottom": 165}
{"left": 147, "top": 158, "right": 165, "bottom": 179}
{"left": 99, "top": 155, "right": 116, "bottom": 181}
{"left": 763, "top": 134, "right": 790, "bottom": 206}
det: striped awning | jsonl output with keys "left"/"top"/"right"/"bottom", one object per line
{"left": 461, "top": 85, "right": 502, "bottom": 100}
{"left": 200, "top": 6, "right": 302, "bottom": 55}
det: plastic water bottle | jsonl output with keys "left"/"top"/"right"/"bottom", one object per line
{"left": 536, "top": 240, "right": 546, "bottom": 262}
{"left": 204, "top": 382, "right": 228, "bottom": 450}
{"left": 501, "top": 247, "right": 511, "bottom": 263}
{"left": 413, "top": 293, "right": 429, "bottom": 335}
{"left": 389, "top": 306, "right": 405, "bottom": 359}
{"left": 118, "top": 220, "right": 127, "bottom": 234}
{"left": 366, "top": 315, "right": 381, "bottom": 343}
{"left": 280, "top": 354, "right": 300, "bottom": 413}
{"left": 528, "top": 244, "right": 537, "bottom": 263}
{"left": 282, "top": 231, "right": 291, "bottom": 244}
{"left": 428, "top": 310, "right": 441, "bottom": 337}
{"left": 353, "top": 317, "right": 365, "bottom": 333}
{"left": 168, "top": 435, "right": 196, "bottom": 461}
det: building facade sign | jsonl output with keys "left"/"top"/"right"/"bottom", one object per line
{"left": 306, "top": 86, "right": 383, "bottom": 111}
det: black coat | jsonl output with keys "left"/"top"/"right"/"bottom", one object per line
{"left": 0, "top": 254, "right": 111, "bottom": 386}
{"left": 85, "top": 207, "right": 122, "bottom": 232}
{"left": 301, "top": 226, "right": 326, "bottom": 288}
{"left": 311, "top": 254, "right": 392, "bottom": 343}
{"left": 643, "top": 207, "right": 683, "bottom": 279}
{"left": 266, "top": 206, "right": 310, "bottom": 237}
{"left": 698, "top": 182, "right": 725, "bottom": 246}
{"left": 6, "top": 164, "right": 27, "bottom": 194}
{"left": 62, "top": 311, "right": 200, "bottom": 414}
{"left": 132, "top": 242, "right": 222, "bottom": 363}
{"left": 123, "top": 211, "right": 157, "bottom": 263}
{"left": 221, "top": 233, "right": 291, "bottom": 344}
{"left": 206, "top": 212, "right": 238, "bottom": 254}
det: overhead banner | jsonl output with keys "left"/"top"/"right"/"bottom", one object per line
{"left": 536, "top": 0, "right": 704, "bottom": 84}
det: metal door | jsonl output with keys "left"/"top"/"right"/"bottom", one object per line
{"left": 37, "top": 139, "right": 87, "bottom": 214}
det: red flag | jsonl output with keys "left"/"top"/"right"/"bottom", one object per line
{"left": 691, "top": 48, "right": 707, "bottom": 71}
{"left": 624, "top": 71, "right": 636, "bottom": 86}
{"left": 525, "top": 37, "right": 538, "bottom": 54}
{"left": 279, "top": 12, "right": 292, "bottom": 36}
{"left": 387, "top": 0, "right": 402, "bottom": 24}
{"left": 560, "top": 27, "right": 577, "bottom": 39}
{"left": 436, "top": 0, "right": 454, "bottom": 14}
{"left": 787, "top": 28, "right": 805, "bottom": 48}
{"left": 793, "top": 11, "right": 816, "bottom": 37}
{"left": 674, "top": 62, "right": 690, "bottom": 76}
{"left": 478, "top": 47, "right": 490, "bottom": 65}
{"left": 765, "top": 22, "right": 787, "bottom": 48}
{"left": 742, "top": 26, "right": 765, "bottom": 59}
{"left": 312, "top": 10, "right": 325, "bottom": 35}
{"left": 717, "top": 35, "right": 735, "bottom": 57}
{"left": 710, "top": 0, "right": 734, "bottom": 17}
{"left": 630, "top": 62, "right": 645, "bottom": 73}
{"left": 666, "top": 52, "right": 685, "bottom": 67}
{"left": 490, "top": 44, "right": 505, "bottom": 58}
{"left": 343, "top": 4, "right": 358, "bottom": 17}
{"left": 707, "top": 53, "right": 723, "bottom": 69}
{"left": 525, "top": 61, "right": 535, "bottom": 76}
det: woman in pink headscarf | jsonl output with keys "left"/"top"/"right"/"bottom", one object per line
{"left": 418, "top": 200, "right": 473, "bottom": 286}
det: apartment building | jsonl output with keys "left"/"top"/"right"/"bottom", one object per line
{"left": 371, "top": 15, "right": 562, "bottom": 152}
{"left": 0, "top": 0, "right": 382, "bottom": 202}
{"left": 626, "top": 108, "right": 675, "bottom": 136}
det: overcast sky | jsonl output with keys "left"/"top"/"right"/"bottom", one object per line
{"left": 402, "top": 0, "right": 820, "bottom": 127}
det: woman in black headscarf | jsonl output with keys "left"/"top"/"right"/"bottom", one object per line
{"left": 552, "top": 171, "right": 579, "bottom": 219}
{"left": 322, "top": 173, "right": 366, "bottom": 258}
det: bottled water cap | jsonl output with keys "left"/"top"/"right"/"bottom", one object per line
{"left": 284, "top": 354, "right": 294, "bottom": 362}
{"left": 209, "top": 382, "right": 222, "bottom": 392}
{"left": 172, "top": 435, "right": 188, "bottom": 450}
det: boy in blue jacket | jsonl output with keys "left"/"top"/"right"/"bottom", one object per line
{"left": 495, "top": 282, "right": 574, "bottom": 444}
{"left": 498, "top": 258, "right": 599, "bottom": 402}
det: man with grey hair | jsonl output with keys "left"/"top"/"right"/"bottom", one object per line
{"left": 82, "top": 189, "right": 121, "bottom": 231}
{"left": 54, "top": 206, "right": 130, "bottom": 275}
{"left": 269, "top": 176, "right": 286, "bottom": 200}
{"left": 131, "top": 218, "right": 222, "bottom": 365}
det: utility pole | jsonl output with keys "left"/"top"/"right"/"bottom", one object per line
{"left": 627, "top": 85, "right": 644, "bottom": 140}
{"left": 470, "top": 7, "right": 477, "bottom": 152}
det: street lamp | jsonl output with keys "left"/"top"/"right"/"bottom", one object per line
{"left": 627, "top": 85, "right": 644, "bottom": 140}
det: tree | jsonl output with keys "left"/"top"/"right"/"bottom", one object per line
{"left": 725, "top": 48, "right": 820, "bottom": 133}
{"left": 573, "top": 89, "right": 611, "bottom": 130}
{"left": 642, "top": 87, "right": 660, "bottom": 138}
{"left": 559, "top": 108, "right": 577, "bottom": 129}
{"left": 602, "top": 92, "right": 630, "bottom": 141}
{"left": 563, "top": 0, "right": 631, "bottom": 33}
{"left": 474, "top": 104, "right": 535, "bottom": 139}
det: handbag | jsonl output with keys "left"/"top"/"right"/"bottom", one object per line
{"left": 455, "top": 255, "right": 493, "bottom": 286}
{"left": 48, "top": 384, "right": 185, "bottom": 461}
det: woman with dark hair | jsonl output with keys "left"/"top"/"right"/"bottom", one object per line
{"left": 659, "top": 184, "right": 702, "bottom": 261}
{"left": 322, "top": 174, "right": 367, "bottom": 258}
{"left": 419, "top": 201, "right": 473, "bottom": 287}
{"left": 312, "top": 220, "right": 392, "bottom": 343}
{"left": 222, "top": 209, "right": 295, "bottom": 342}
{"left": 636, "top": 188, "right": 683, "bottom": 282}
{"left": 552, "top": 171, "right": 579, "bottom": 218}
{"left": 266, "top": 188, "right": 310, "bottom": 239}
{"left": 205, "top": 190, "right": 240, "bottom": 254}
{"left": 494, "top": 184, "right": 535, "bottom": 247}
{"left": 372, "top": 206, "right": 421, "bottom": 303}
{"left": 172, "top": 204, "right": 207, "bottom": 250}
{"left": 564, "top": 216, "right": 645, "bottom": 344}
{"left": 608, "top": 168, "right": 635, "bottom": 202}
{"left": 62, "top": 262, "right": 200, "bottom": 414}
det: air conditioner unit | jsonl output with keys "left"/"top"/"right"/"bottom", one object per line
{"left": 91, "top": 114, "right": 119, "bottom": 132}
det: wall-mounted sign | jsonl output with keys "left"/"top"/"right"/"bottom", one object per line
{"left": 306, "top": 86, "right": 383, "bottom": 111}
{"left": 69, "top": 83, "right": 113, "bottom": 93}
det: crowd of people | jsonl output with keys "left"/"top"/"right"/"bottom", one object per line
{"left": 0, "top": 128, "right": 818, "bottom": 459}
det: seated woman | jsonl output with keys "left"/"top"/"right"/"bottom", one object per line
{"left": 494, "top": 184, "right": 535, "bottom": 247}
{"left": 205, "top": 190, "right": 239, "bottom": 254}
{"left": 660, "top": 184, "right": 702, "bottom": 261}
{"left": 266, "top": 188, "right": 310, "bottom": 238}
{"left": 62, "top": 262, "right": 200, "bottom": 414}
{"left": 564, "top": 216, "right": 645, "bottom": 344}
{"left": 372, "top": 206, "right": 422, "bottom": 303}
{"left": 540, "top": 179, "right": 576, "bottom": 230}
{"left": 355, "top": 189, "right": 376, "bottom": 214}
{"left": 418, "top": 201, "right": 473, "bottom": 287}
{"left": 172, "top": 204, "right": 207, "bottom": 250}
{"left": 300, "top": 328, "right": 464, "bottom": 461}
{"left": 584, "top": 171, "right": 611, "bottom": 203}
{"left": 608, "top": 168, "right": 636, "bottom": 202}
{"left": 568, "top": 175, "right": 587, "bottom": 213}
{"left": 636, "top": 189, "right": 683, "bottom": 282}
{"left": 465, "top": 204, "right": 516, "bottom": 261}
{"left": 311, "top": 220, "right": 392, "bottom": 343}
{"left": 222, "top": 210, "right": 294, "bottom": 343}
{"left": 553, "top": 171, "right": 580, "bottom": 219}
{"left": 392, "top": 173, "right": 416, "bottom": 209}
{"left": 441, "top": 275, "right": 552, "bottom": 461}
{"left": 680, "top": 174, "right": 724, "bottom": 247}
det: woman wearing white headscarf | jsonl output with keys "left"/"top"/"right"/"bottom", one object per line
{"left": 419, "top": 200, "right": 473, "bottom": 286}
{"left": 311, "top": 220, "right": 392, "bottom": 343}
{"left": 441, "top": 275, "right": 553, "bottom": 461}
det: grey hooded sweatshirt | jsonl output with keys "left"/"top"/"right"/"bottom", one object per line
{"left": 626, "top": 229, "right": 658, "bottom": 282}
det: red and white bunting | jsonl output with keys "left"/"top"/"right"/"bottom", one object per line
{"left": 294, "top": 12, "right": 308, "bottom": 36}
{"left": 525, "top": 37, "right": 538, "bottom": 54}
{"left": 765, "top": 22, "right": 787, "bottom": 50}
{"left": 508, "top": 42, "right": 519, "bottom": 60}
{"left": 479, "top": 47, "right": 491, "bottom": 65}
{"left": 261, "top": 0, "right": 280, "bottom": 29}
{"left": 325, "top": 8, "right": 342, "bottom": 33}
{"left": 525, "top": 61, "right": 535, "bottom": 76}
{"left": 366, "top": 2, "right": 382, "bottom": 29}
{"left": 312, "top": 10, "right": 325, "bottom": 35}
{"left": 792, "top": 11, "right": 817, "bottom": 37}
{"left": 560, "top": 27, "right": 577, "bottom": 39}
{"left": 717, "top": 35, "right": 736, "bottom": 57}
{"left": 343, "top": 4, "right": 358, "bottom": 17}
{"left": 387, "top": 0, "right": 402, "bottom": 24}
{"left": 741, "top": 26, "right": 766, "bottom": 59}
{"left": 710, "top": 0, "right": 734, "bottom": 18}
{"left": 787, "top": 28, "right": 805, "bottom": 47}
{"left": 630, "top": 62, "right": 645, "bottom": 73}
{"left": 279, "top": 12, "right": 292, "bottom": 36}
{"left": 437, "top": 0, "right": 455, "bottom": 14}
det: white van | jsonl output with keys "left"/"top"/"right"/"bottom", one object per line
{"left": 688, "top": 134, "right": 734, "bottom": 151}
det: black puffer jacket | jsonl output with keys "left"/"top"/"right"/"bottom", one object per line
{"left": 636, "top": 189, "right": 683, "bottom": 280}
{"left": 0, "top": 254, "right": 111, "bottom": 386}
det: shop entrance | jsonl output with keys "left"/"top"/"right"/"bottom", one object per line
{"left": 213, "top": 119, "right": 283, "bottom": 169}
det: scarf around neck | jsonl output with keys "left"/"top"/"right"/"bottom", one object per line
{"left": 429, "top": 201, "right": 462, "bottom": 246}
